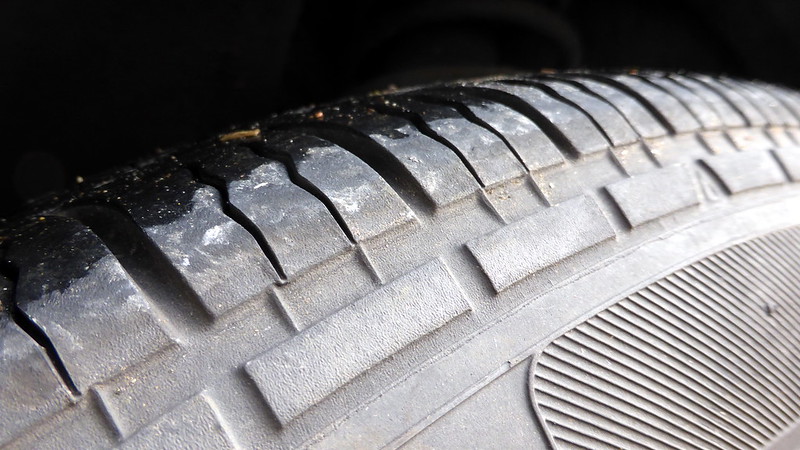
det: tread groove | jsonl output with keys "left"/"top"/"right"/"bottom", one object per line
{"left": 244, "top": 141, "right": 359, "bottom": 243}
{"left": 64, "top": 202, "right": 213, "bottom": 328}
{"left": 542, "top": 74, "right": 664, "bottom": 140}
{"left": 683, "top": 74, "right": 759, "bottom": 127}
{"left": 449, "top": 85, "right": 581, "bottom": 158}
{"left": 367, "top": 98, "right": 487, "bottom": 188}
{"left": 409, "top": 92, "right": 534, "bottom": 172}
{"left": 265, "top": 122, "right": 435, "bottom": 214}
{"left": 505, "top": 78, "right": 616, "bottom": 147}
{"left": 186, "top": 163, "right": 288, "bottom": 281}
{"left": 571, "top": 74, "right": 678, "bottom": 134}
{"left": 635, "top": 74, "right": 720, "bottom": 129}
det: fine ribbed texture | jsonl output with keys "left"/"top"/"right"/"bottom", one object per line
{"left": 533, "top": 227, "right": 800, "bottom": 449}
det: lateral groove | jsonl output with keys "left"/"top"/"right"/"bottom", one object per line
{"left": 449, "top": 85, "right": 583, "bottom": 158}
{"left": 0, "top": 261, "right": 80, "bottom": 396}
{"left": 367, "top": 98, "right": 487, "bottom": 188}
{"left": 409, "top": 92, "right": 534, "bottom": 172}
{"left": 571, "top": 74, "right": 678, "bottom": 134}
{"left": 186, "top": 163, "right": 288, "bottom": 281}
{"left": 65, "top": 202, "right": 213, "bottom": 327}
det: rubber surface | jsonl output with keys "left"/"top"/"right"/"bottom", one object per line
{"left": 4, "top": 72, "right": 800, "bottom": 448}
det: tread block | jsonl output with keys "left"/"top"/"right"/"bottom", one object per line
{"left": 762, "top": 84, "right": 800, "bottom": 123}
{"left": 245, "top": 258, "right": 472, "bottom": 425}
{"left": 538, "top": 79, "right": 639, "bottom": 146}
{"left": 643, "top": 75, "right": 723, "bottom": 129}
{"left": 702, "top": 150, "right": 786, "bottom": 194}
{"left": 121, "top": 394, "right": 236, "bottom": 449}
{"left": 691, "top": 75, "right": 768, "bottom": 127}
{"left": 467, "top": 196, "right": 616, "bottom": 292}
{"left": 720, "top": 77, "right": 791, "bottom": 126}
{"left": 606, "top": 165, "right": 700, "bottom": 227}
{"left": 732, "top": 80, "right": 799, "bottom": 126}
{"left": 387, "top": 96, "right": 526, "bottom": 186}
{"left": 608, "top": 74, "right": 702, "bottom": 133}
{"left": 7, "top": 217, "right": 175, "bottom": 392}
{"left": 354, "top": 117, "right": 480, "bottom": 209}
{"left": 276, "top": 134, "right": 419, "bottom": 241}
{"left": 199, "top": 147, "right": 352, "bottom": 277}
{"left": 569, "top": 77, "right": 667, "bottom": 138}
{"left": 454, "top": 97, "right": 565, "bottom": 171}
{"left": 772, "top": 147, "right": 800, "bottom": 181}
{"left": 0, "top": 319, "right": 73, "bottom": 445}
{"left": 482, "top": 82, "right": 610, "bottom": 155}
{"left": 667, "top": 74, "right": 747, "bottom": 128}
{"left": 121, "top": 169, "right": 278, "bottom": 317}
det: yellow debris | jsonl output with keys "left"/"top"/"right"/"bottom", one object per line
{"left": 219, "top": 129, "right": 261, "bottom": 142}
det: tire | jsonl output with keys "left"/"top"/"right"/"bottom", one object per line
{"left": 4, "top": 71, "right": 800, "bottom": 449}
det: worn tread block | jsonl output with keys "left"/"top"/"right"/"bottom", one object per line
{"left": 691, "top": 74, "right": 768, "bottom": 127}
{"left": 0, "top": 319, "right": 73, "bottom": 445}
{"left": 608, "top": 74, "right": 702, "bottom": 133}
{"left": 536, "top": 79, "right": 639, "bottom": 147}
{"left": 451, "top": 96, "right": 565, "bottom": 171}
{"left": 568, "top": 77, "right": 667, "bottom": 138}
{"left": 467, "top": 196, "right": 616, "bottom": 292}
{"left": 606, "top": 165, "right": 700, "bottom": 227}
{"left": 642, "top": 75, "right": 723, "bottom": 129}
{"left": 703, "top": 150, "right": 786, "bottom": 194}
{"left": 732, "top": 80, "right": 799, "bottom": 126}
{"left": 199, "top": 147, "right": 352, "bottom": 277}
{"left": 245, "top": 258, "right": 472, "bottom": 425}
{"left": 762, "top": 84, "right": 800, "bottom": 124}
{"left": 667, "top": 74, "right": 747, "bottom": 128}
{"left": 121, "top": 169, "right": 278, "bottom": 318}
{"left": 482, "top": 82, "right": 610, "bottom": 155}
{"left": 720, "top": 77, "right": 792, "bottom": 126}
{"left": 120, "top": 394, "right": 236, "bottom": 449}
{"left": 386, "top": 96, "right": 526, "bottom": 187}
{"left": 365, "top": 121, "right": 480, "bottom": 209}
{"left": 274, "top": 134, "right": 419, "bottom": 241}
{"left": 7, "top": 217, "right": 176, "bottom": 392}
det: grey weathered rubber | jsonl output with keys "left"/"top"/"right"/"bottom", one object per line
{"left": 4, "top": 72, "right": 800, "bottom": 449}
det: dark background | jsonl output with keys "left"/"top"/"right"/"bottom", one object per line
{"left": 2, "top": 0, "right": 800, "bottom": 218}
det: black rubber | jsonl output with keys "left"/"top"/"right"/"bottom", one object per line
{"left": 4, "top": 71, "right": 800, "bottom": 449}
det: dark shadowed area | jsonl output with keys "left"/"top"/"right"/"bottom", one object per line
{"left": 2, "top": 0, "right": 800, "bottom": 217}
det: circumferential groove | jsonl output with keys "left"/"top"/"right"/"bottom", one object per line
{"left": 367, "top": 98, "right": 487, "bottom": 188}
{"left": 186, "top": 164, "right": 288, "bottom": 281}
{"left": 0, "top": 261, "right": 81, "bottom": 396}
{"left": 571, "top": 73, "right": 678, "bottom": 135}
